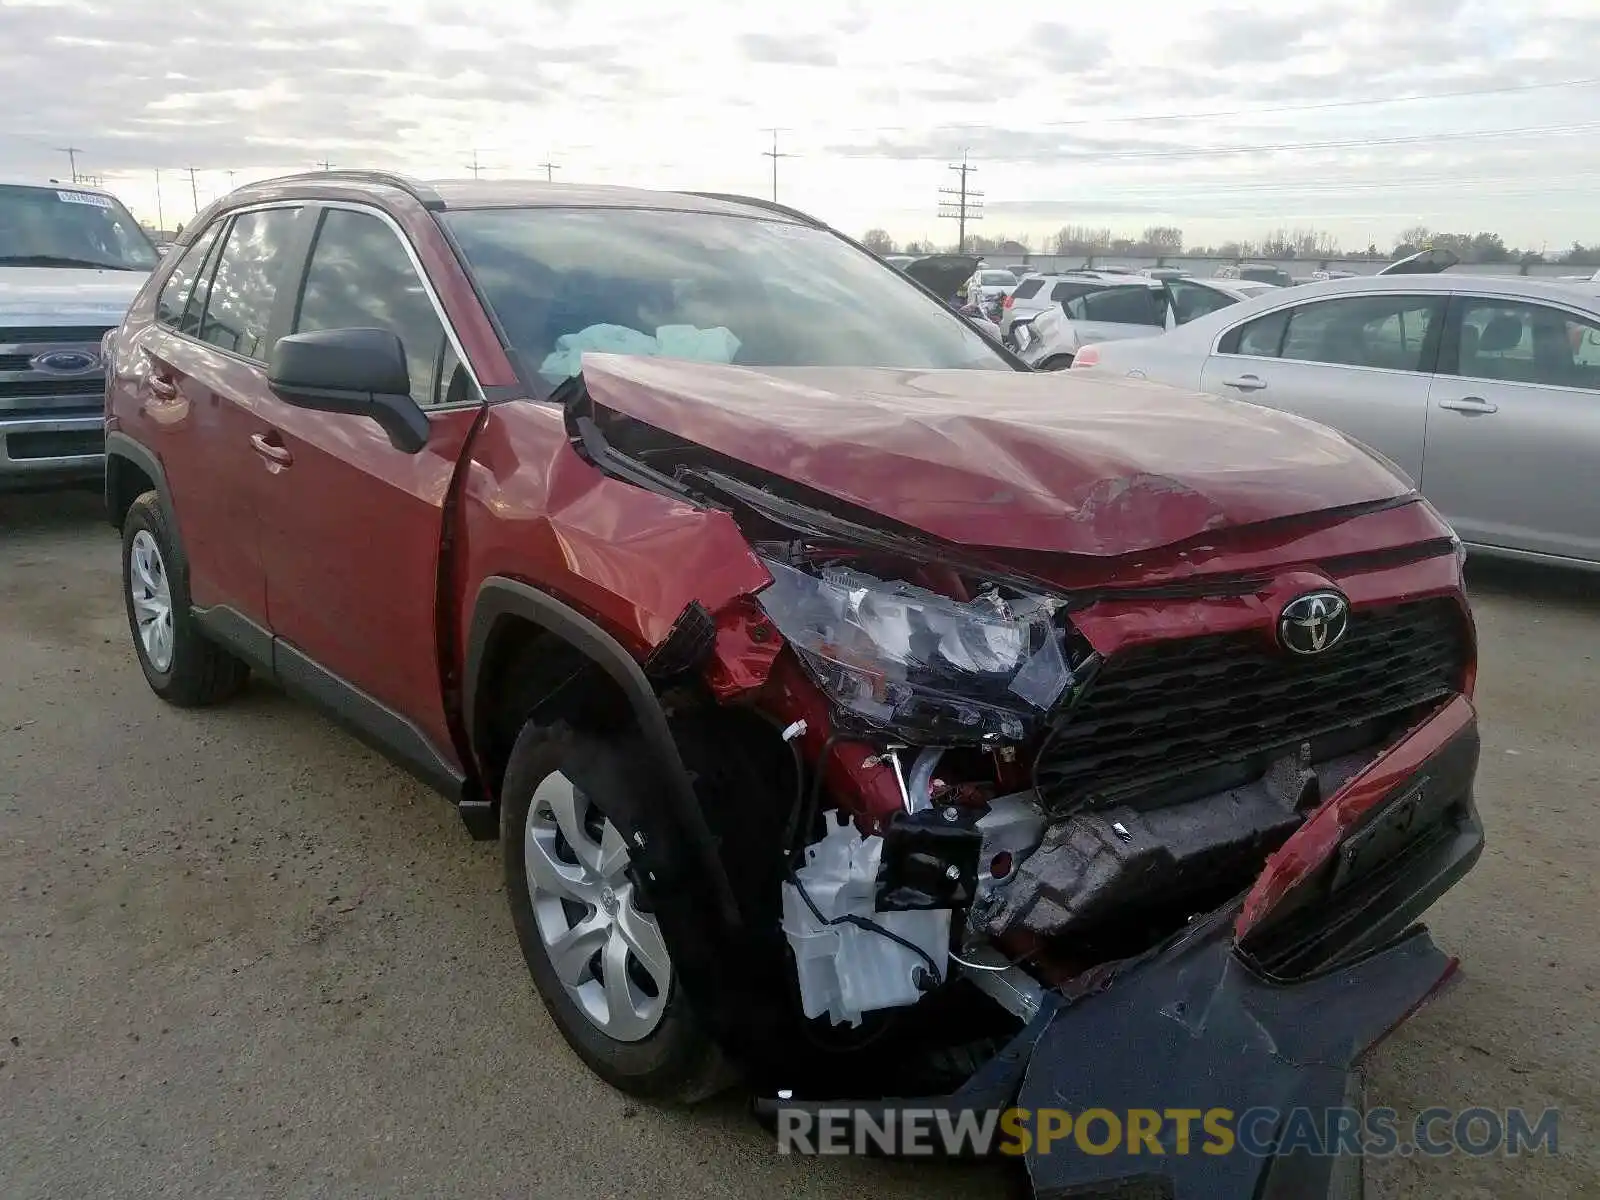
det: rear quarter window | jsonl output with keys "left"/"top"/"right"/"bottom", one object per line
{"left": 1012, "top": 278, "right": 1045, "bottom": 300}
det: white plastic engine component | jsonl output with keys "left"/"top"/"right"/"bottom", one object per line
{"left": 781, "top": 812, "right": 951, "bottom": 1027}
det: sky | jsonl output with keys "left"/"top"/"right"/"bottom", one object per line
{"left": 2, "top": 0, "right": 1598, "bottom": 253}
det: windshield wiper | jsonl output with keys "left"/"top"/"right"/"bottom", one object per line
{"left": 0, "top": 254, "right": 145, "bottom": 271}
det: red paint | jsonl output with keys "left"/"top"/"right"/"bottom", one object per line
{"left": 757, "top": 654, "right": 909, "bottom": 833}
{"left": 1235, "top": 694, "right": 1478, "bottom": 938}
{"left": 578, "top": 353, "right": 1413, "bottom": 556}
{"left": 703, "top": 597, "right": 783, "bottom": 700}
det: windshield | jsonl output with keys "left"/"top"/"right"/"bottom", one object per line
{"left": 0, "top": 185, "right": 157, "bottom": 271}
{"left": 980, "top": 271, "right": 1017, "bottom": 286}
{"left": 441, "top": 207, "right": 1010, "bottom": 390}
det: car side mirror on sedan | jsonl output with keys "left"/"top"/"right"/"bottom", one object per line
{"left": 267, "top": 327, "right": 428, "bottom": 454}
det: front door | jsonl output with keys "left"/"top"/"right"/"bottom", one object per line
{"left": 1422, "top": 294, "right": 1600, "bottom": 561}
{"left": 253, "top": 205, "right": 485, "bottom": 766}
{"left": 1199, "top": 291, "right": 1444, "bottom": 482}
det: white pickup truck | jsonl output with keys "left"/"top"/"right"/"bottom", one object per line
{"left": 1, "top": 180, "right": 156, "bottom": 491}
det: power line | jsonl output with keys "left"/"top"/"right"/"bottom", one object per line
{"left": 937, "top": 152, "right": 982, "bottom": 253}
{"left": 762, "top": 128, "right": 795, "bottom": 202}
{"left": 839, "top": 118, "right": 1600, "bottom": 164}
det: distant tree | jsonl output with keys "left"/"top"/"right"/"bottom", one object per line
{"left": 1052, "top": 225, "right": 1113, "bottom": 256}
{"left": 861, "top": 228, "right": 896, "bottom": 254}
{"left": 1561, "top": 241, "right": 1600, "bottom": 266}
{"left": 1137, "top": 225, "right": 1184, "bottom": 255}
{"left": 1468, "top": 232, "right": 1509, "bottom": 263}
{"left": 1393, "top": 224, "right": 1432, "bottom": 257}
{"left": 902, "top": 239, "right": 928, "bottom": 255}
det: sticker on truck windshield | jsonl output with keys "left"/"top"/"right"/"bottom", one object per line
{"left": 57, "top": 190, "right": 113, "bottom": 207}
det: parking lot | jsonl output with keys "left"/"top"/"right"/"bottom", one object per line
{"left": 1, "top": 488, "right": 1595, "bottom": 1199}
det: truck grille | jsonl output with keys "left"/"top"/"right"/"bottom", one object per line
{"left": 0, "top": 327, "right": 112, "bottom": 416}
{"left": 1036, "top": 598, "right": 1470, "bottom": 811}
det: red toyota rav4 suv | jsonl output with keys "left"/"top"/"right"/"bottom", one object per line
{"left": 105, "top": 172, "right": 1483, "bottom": 1198}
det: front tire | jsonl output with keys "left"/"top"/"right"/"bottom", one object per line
{"left": 121, "top": 491, "right": 249, "bottom": 706}
{"left": 502, "top": 721, "right": 731, "bottom": 1102}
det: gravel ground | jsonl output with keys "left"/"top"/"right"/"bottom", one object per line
{"left": 1, "top": 490, "right": 1595, "bottom": 1199}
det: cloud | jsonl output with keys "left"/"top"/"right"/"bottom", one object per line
{"left": 736, "top": 33, "right": 837, "bottom": 67}
{"left": 0, "top": 0, "right": 1595, "bottom": 250}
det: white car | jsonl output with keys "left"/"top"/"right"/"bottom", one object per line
{"left": 1069, "top": 272, "right": 1600, "bottom": 569}
{"left": 1013, "top": 275, "right": 1274, "bottom": 369}
{"left": 1, "top": 180, "right": 156, "bottom": 491}
{"left": 963, "top": 267, "right": 1018, "bottom": 305}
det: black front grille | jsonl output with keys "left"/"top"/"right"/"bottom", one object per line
{"left": 1036, "top": 599, "right": 1469, "bottom": 811}
{"left": 0, "top": 326, "right": 113, "bottom": 343}
{"left": 8, "top": 429, "right": 104, "bottom": 460}
{"left": 0, "top": 377, "right": 104, "bottom": 400}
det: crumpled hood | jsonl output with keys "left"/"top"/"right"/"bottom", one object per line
{"left": 578, "top": 354, "right": 1413, "bottom": 556}
{"left": 0, "top": 266, "right": 147, "bottom": 327}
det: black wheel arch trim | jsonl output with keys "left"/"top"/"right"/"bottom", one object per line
{"left": 465, "top": 576, "right": 742, "bottom": 926}
{"left": 105, "top": 431, "right": 178, "bottom": 537}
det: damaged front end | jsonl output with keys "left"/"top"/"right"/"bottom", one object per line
{"left": 559, "top": 361, "right": 1485, "bottom": 1198}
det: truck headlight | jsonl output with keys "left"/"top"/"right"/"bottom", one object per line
{"left": 756, "top": 557, "right": 1073, "bottom": 744}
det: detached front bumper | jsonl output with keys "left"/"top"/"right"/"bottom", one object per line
{"left": 760, "top": 698, "right": 1483, "bottom": 1199}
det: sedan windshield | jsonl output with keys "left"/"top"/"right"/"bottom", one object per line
{"left": 0, "top": 185, "right": 158, "bottom": 271}
{"left": 441, "top": 206, "right": 1011, "bottom": 390}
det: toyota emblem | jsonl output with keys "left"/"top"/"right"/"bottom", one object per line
{"left": 1278, "top": 591, "right": 1350, "bottom": 656}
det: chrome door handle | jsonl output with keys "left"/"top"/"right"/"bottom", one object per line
{"left": 1222, "top": 374, "right": 1267, "bottom": 392}
{"left": 1437, "top": 396, "right": 1498, "bottom": 414}
{"left": 249, "top": 432, "right": 293, "bottom": 466}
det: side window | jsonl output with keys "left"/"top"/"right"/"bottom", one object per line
{"left": 1051, "top": 282, "right": 1094, "bottom": 305}
{"left": 1167, "top": 280, "right": 1239, "bottom": 325}
{"left": 155, "top": 223, "right": 222, "bottom": 328}
{"left": 1450, "top": 298, "right": 1600, "bottom": 391}
{"left": 1012, "top": 278, "right": 1045, "bottom": 301}
{"left": 292, "top": 208, "right": 450, "bottom": 409}
{"left": 1069, "top": 285, "right": 1164, "bottom": 326}
{"left": 1277, "top": 294, "right": 1443, "bottom": 372}
{"left": 1218, "top": 309, "right": 1290, "bottom": 357}
{"left": 196, "top": 207, "right": 303, "bottom": 360}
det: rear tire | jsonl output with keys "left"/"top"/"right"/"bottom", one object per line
{"left": 121, "top": 491, "right": 249, "bottom": 707}
{"left": 502, "top": 721, "right": 733, "bottom": 1102}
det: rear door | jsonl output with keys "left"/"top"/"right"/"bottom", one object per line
{"left": 1422, "top": 294, "right": 1600, "bottom": 561}
{"left": 135, "top": 206, "right": 309, "bottom": 627}
{"left": 254, "top": 203, "right": 485, "bottom": 761}
{"left": 1063, "top": 284, "right": 1169, "bottom": 344}
{"left": 1198, "top": 292, "right": 1444, "bottom": 481}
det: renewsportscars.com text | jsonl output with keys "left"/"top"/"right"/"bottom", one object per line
{"left": 775, "top": 1105, "right": 1560, "bottom": 1159}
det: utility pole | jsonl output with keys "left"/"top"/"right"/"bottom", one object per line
{"left": 315, "top": 158, "right": 335, "bottom": 172}
{"left": 537, "top": 156, "right": 560, "bottom": 182}
{"left": 225, "top": 169, "right": 237, "bottom": 191}
{"left": 154, "top": 169, "right": 164, "bottom": 233}
{"left": 937, "top": 152, "right": 983, "bottom": 253}
{"left": 761, "top": 129, "right": 794, "bottom": 203}
{"left": 185, "top": 167, "right": 200, "bottom": 211}
{"left": 465, "top": 150, "right": 487, "bottom": 179}
{"left": 57, "top": 146, "right": 83, "bottom": 183}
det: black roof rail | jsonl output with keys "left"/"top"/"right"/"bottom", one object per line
{"left": 248, "top": 169, "right": 446, "bottom": 211}
{"left": 681, "top": 191, "right": 824, "bottom": 227}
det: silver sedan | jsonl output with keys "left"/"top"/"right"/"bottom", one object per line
{"left": 1069, "top": 273, "right": 1600, "bottom": 570}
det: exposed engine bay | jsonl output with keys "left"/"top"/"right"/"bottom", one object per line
{"left": 747, "top": 541, "right": 1450, "bottom": 1039}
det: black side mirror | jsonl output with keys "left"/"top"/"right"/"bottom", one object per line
{"left": 267, "top": 327, "right": 428, "bottom": 454}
